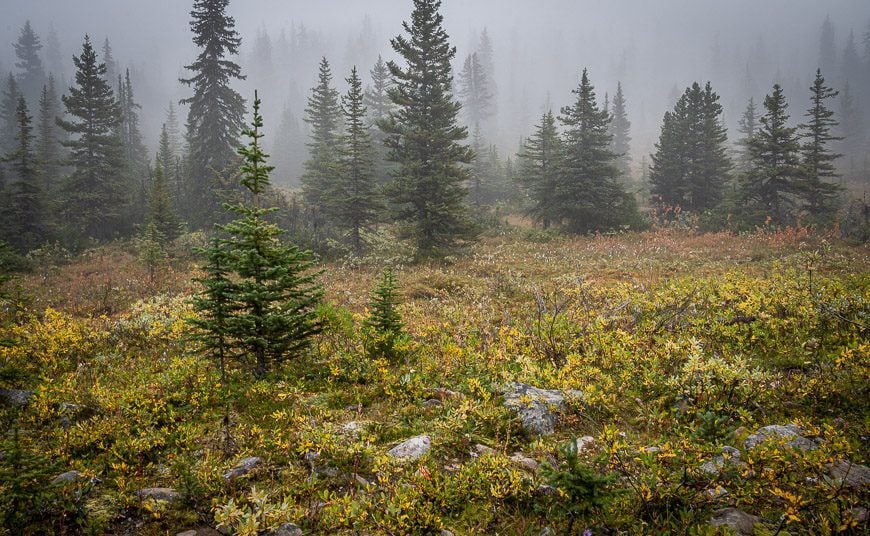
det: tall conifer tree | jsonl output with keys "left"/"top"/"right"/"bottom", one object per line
{"left": 558, "top": 69, "right": 639, "bottom": 232}
{"left": 180, "top": 0, "right": 246, "bottom": 228}
{"left": 13, "top": 21, "right": 46, "bottom": 105}
{"left": 610, "top": 82, "right": 632, "bottom": 178}
{"left": 301, "top": 57, "right": 342, "bottom": 222}
{"left": 799, "top": 69, "right": 842, "bottom": 221}
{"left": 57, "top": 36, "right": 128, "bottom": 245}
{"left": 364, "top": 56, "right": 393, "bottom": 186}
{"left": 518, "top": 111, "right": 561, "bottom": 229}
{"left": 1, "top": 97, "right": 45, "bottom": 252}
{"left": 380, "top": 0, "right": 475, "bottom": 257}
{"left": 738, "top": 84, "right": 804, "bottom": 226}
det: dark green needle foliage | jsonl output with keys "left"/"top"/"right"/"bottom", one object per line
{"left": 539, "top": 439, "right": 617, "bottom": 535}
{"left": 180, "top": 0, "right": 246, "bottom": 228}
{"left": 518, "top": 111, "right": 562, "bottom": 229}
{"left": 193, "top": 93, "right": 323, "bottom": 378}
{"left": 363, "top": 268, "right": 404, "bottom": 361}
{"left": 798, "top": 69, "right": 842, "bottom": 223}
{"left": 380, "top": 0, "right": 476, "bottom": 258}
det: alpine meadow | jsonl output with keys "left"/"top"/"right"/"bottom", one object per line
{"left": 1, "top": 0, "right": 870, "bottom": 534}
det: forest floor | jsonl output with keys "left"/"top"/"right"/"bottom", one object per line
{"left": 1, "top": 226, "right": 868, "bottom": 535}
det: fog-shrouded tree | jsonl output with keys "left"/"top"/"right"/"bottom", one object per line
{"left": 13, "top": 21, "right": 46, "bottom": 105}
{"left": 476, "top": 28, "right": 497, "bottom": 113}
{"left": 364, "top": 55, "right": 394, "bottom": 186}
{"left": 119, "top": 69, "right": 150, "bottom": 223}
{"left": 147, "top": 162, "right": 182, "bottom": 244}
{"left": 558, "top": 69, "right": 640, "bottom": 232}
{"left": 458, "top": 52, "right": 494, "bottom": 131}
{"left": 650, "top": 81, "right": 731, "bottom": 213}
{"left": 1, "top": 97, "right": 45, "bottom": 252}
{"left": 334, "top": 67, "right": 381, "bottom": 254}
{"left": 1, "top": 75, "right": 21, "bottom": 156}
{"left": 738, "top": 84, "right": 804, "bottom": 227}
{"left": 818, "top": 16, "right": 836, "bottom": 76}
{"left": 45, "top": 26, "right": 65, "bottom": 84}
{"left": 270, "top": 105, "right": 306, "bottom": 186}
{"left": 518, "top": 110, "right": 561, "bottom": 229}
{"left": 380, "top": 0, "right": 475, "bottom": 257}
{"left": 101, "top": 38, "right": 118, "bottom": 87}
{"left": 735, "top": 97, "right": 759, "bottom": 174}
{"left": 36, "top": 75, "right": 65, "bottom": 197}
{"left": 57, "top": 36, "right": 129, "bottom": 245}
{"left": 799, "top": 69, "right": 842, "bottom": 221}
{"left": 180, "top": 0, "right": 247, "bottom": 229}
{"left": 302, "top": 57, "right": 343, "bottom": 226}
{"left": 609, "top": 82, "right": 632, "bottom": 178}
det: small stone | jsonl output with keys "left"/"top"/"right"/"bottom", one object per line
{"left": 826, "top": 460, "right": 870, "bottom": 490}
{"left": 502, "top": 383, "right": 580, "bottom": 436}
{"left": 423, "top": 398, "right": 442, "bottom": 408}
{"left": 642, "top": 446, "right": 660, "bottom": 454}
{"left": 52, "top": 470, "right": 82, "bottom": 485}
{"left": 440, "top": 530, "right": 455, "bottom": 536}
{"left": 314, "top": 466, "right": 339, "bottom": 478}
{"left": 851, "top": 506, "right": 868, "bottom": 523}
{"left": 223, "top": 457, "right": 263, "bottom": 482}
{"left": 709, "top": 508, "right": 760, "bottom": 535}
{"left": 443, "top": 463, "right": 462, "bottom": 473}
{"left": 700, "top": 446, "right": 742, "bottom": 476}
{"left": 354, "top": 474, "right": 372, "bottom": 488}
{"left": 135, "top": 487, "right": 181, "bottom": 503}
{"left": 176, "top": 531, "right": 197, "bottom": 536}
{"left": 472, "top": 443, "right": 495, "bottom": 457}
{"left": 706, "top": 485, "right": 729, "bottom": 499}
{"left": 387, "top": 435, "right": 431, "bottom": 460}
{"left": 0, "top": 389, "right": 33, "bottom": 407}
{"left": 539, "top": 528, "right": 554, "bottom": 536}
{"left": 743, "top": 424, "right": 817, "bottom": 451}
{"left": 575, "top": 436, "right": 595, "bottom": 451}
{"left": 272, "top": 523, "right": 303, "bottom": 536}
{"left": 303, "top": 451, "right": 320, "bottom": 462}
{"left": 510, "top": 452, "right": 539, "bottom": 472}
{"left": 341, "top": 421, "right": 362, "bottom": 434}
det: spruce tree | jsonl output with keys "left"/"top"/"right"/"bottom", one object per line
{"left": 458, "top": 52, "right": 494, "bottom": 131}
{"left": 101, "top": 39, "right": 118, "bottom": 86}
{"left": 738, "top": 84, "right": 804, "bottom": 227}
{"left": 13, "top": 21, "right": 46, "bottom": 105}
{"left": 558, "top": 69, "right": 639, "bottom": 232}
{"left": 364, "top": 55, "right": 394, "bottom": 187}
{"left": 363, "top": 268, "right": 404, "bottom": 361}
{"left": 148, "top": 163, "right": 183, "bottom": 243}
{"left": 334, "top": 67, "right": 381, "bottom": 254}
{"left": 736, "top": 97, "right": 759, "bottom": 174}
{"left": 818, "top": 16, "right": 837, "bottom": 76}
{"left": 476, "top": 28, "right": 497, "bottom": 117}
{"left": 119, "top": 69, "right": 148, "bottom": 177}
{"left": 36, "top": 75, "right": 65, "bottom": 196}
{"left": 380, "top": 0, "right": 475, "bottom": 257}
{"left": 45, "top": 26, "right": 64, "bottom": 84}
{"left": 649, "top": 82, "right": 731, "bottom": 213}
{"left": 271, "top": 105, "right": 306, "bottom": 186}
{"left": 610, "top": 82, "right": 632, "bottom": 178}
{"left": 799, "top": 69, "right": 842, "bottom": 221}
{"left": 518, "top": 111, "right": 561, "bottom": 229}
{"left": 0, "top": 75, "right": 20, "bottom": 155}
{"left": 180, "top": 0, "right": 246, "bottom": 229}
{"left": 301, "top": 57, "right": 343, "bottom": 223}
{"left": 220, "top": 92, "right": 323, "bottom": 377}
{"left": 57, "top": 36, "right": 129, "bottom": 245}
{"left": 1, "top": 97, "right": 45, "bottom": 252}
{"left": 191, "top": 235, "right": 236, "bottom": 382}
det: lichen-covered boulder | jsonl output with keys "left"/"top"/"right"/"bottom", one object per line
{"left": 387, "top": 435, "right": 431, "bottom": 460}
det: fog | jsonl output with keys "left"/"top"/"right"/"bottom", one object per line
{"left": 2, "top": 0, "right": 868, "bottom": 179}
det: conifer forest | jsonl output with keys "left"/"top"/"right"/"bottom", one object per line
{"left": 1, "top": 0, "right": 870, "bottom": 534}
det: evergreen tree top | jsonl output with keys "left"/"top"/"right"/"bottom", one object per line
{"left": 238, "top": 91, "right": 274, "bottom": 199}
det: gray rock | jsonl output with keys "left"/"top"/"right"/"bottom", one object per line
{"left": 826, "top": 460, "right": 870, "bottom": 490}
{"left": 536, "top": 484, "right": 558, "bottom": 496}
{"left": 423, "top": 398, "right": 442, "bottom": 408}
{"left": 539, "top": 528, "right": 554, "bottom": 536}
{"left": 440, "top": 530, "right": 455, "bottom": 536}
{"left": 426, "top": 387, "right": 463, "bottom": 400}
{"left": 472, "top": 443, "right": 495, "bottom": 457}
{"left": 176, "top": 531, "right": 197, "bottom": 536}
{"left": 743, "top": 424, "right": 817, "bottom": 451}
{"left": 341, "top": 421, "right": 364, "bottom": 435}
{"left": 0, "top": 389, "right": 33, "bottom": 407}
{"left": 709, "top": 508, "right": 760, "bottom": 535}
{"left": 223, "top": 456, "right": 263, "bottom": 482}
{"left": 271, "top": 523, "right": 303, "bottom": 536}
{"left": 575, "top": 436, "right": 595, "bottom": 451}
{"left": 387, "top": 435, "right": 431, "bottom": 460}
{"left": 700, "top": 446, "right": 742, "bottom": 476}
{"left": 502, "top": 383, "right": 581, "bottom": 435}
{"left": 52, "top": 470, "right": 82, "bottom": 485}
{"left": 705, "top": 485, "right": 729, "bottom": 499}
{"left": 135, "top": 487, "right": 181, "bottom": 503}
{"left": 851, "top": 506, "right": 868, "bottom": 523}
{"left": 510, "top": 452, "right": 539, "bottom": 472}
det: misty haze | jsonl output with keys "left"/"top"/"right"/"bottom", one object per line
{"left": 0, "top": 0, "right": 868, "bottom": 534}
